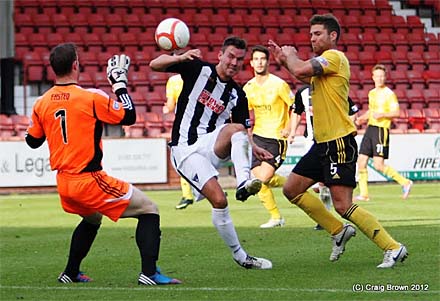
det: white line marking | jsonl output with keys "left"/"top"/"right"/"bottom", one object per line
{"left": 0, "top": 285, "right": 438, "bottom": 294}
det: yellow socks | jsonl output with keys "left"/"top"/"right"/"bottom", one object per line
{"left": 383, "top": 166, "right": 410, "bottom": 186}
{"left": 180, "top": 177, "right": 194, "bottom": 200}
{"left": 291, "top": 192, "right": 343, "bottom": 235}
{"left": 358, "top": 168, "right": 369, "bottom": 197}
{"left": 267, "top": 173, "right": 286, "bottom": 187}
{"left": 258, "top": 184, "right": 281, "bottom": 220}
{"left": 343, "top": 204, "right": 400, "bottom": 251}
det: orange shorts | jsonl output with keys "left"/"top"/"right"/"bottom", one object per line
{"left": 56, "top": 170, "right": 132, "bottom": 222}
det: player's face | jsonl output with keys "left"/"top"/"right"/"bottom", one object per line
{"left": 250, "top": 51, "right": 268, "bottom": 75}
{"left": 310, "top": 24, "right": 333, "bottom": 55}
{"left": 372, "top": 69, "right": 386, "bottom": 88}
{"left": 217, "top": 46, "right": 246, "bottom": 80}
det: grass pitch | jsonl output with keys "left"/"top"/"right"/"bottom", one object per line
{"left": 0, "top": 183, "right": 439, "bottom": 300}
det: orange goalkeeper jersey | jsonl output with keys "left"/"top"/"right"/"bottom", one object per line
{"left": 27, "top": 84, "right": 128, "bottom": 173}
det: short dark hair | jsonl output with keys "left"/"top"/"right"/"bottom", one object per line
{"left": 310, "top": 14, "right": 341, "bottom": 42}
{"left": 250, "top": 45, "right": 269, "bottom": 60}
{"left": 49, "top": 43, "right": 78, "bottom": 76}
{"left": 221, "top": 36, "right": 247, "bottom": 52}
{"left": 372, "top": 64, "right": 387, "bottom": 73}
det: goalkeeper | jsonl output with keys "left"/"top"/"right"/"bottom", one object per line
{"left": 25, "top": 43, "right": 181, "bottom": 286}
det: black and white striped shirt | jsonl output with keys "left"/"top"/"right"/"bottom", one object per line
{"left": 166, "top": 59, "right": 251, "bottom": 146}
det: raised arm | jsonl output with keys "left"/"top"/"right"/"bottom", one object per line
{"left": 149, "top": 49, "right": 202, "bottom": 72}
{"left": 268, "top": 40, "right": 319, "bottom": 84}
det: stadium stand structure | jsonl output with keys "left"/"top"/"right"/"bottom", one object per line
{"left": 5, "top": 0, "right": 440, "bottom": 138}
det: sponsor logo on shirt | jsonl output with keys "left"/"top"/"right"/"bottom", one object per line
{"left": 198, "top": 89, "right": 225, "bottom": 114}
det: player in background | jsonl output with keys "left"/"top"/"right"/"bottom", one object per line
{"left": 269, "top": 13, "right": 407, "bottom": 268}
{"left": 288, "top": 85, "right": 359, "bottom": 230}
{"left": 25, "top": 43, "right": 181, "bottom": 285}
{"left": 150, "top": 36, "right": 273, "bottom": 269}
{"left": 354, "top": 64, "right": 413, "bottom": 201}
{"left": 163, "top": 73, "right": 195, "bottom": 209}
{"left": 243, "top": 45, "right": 294, "bottom": 228}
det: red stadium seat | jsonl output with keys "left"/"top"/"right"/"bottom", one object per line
{"left": 0, "top": 114, "right": 16, "bottom": 138}
{"left": 26, "top": 65, "right": 44, "bottom": 82}
{"left": 424, "top": 89, "right": 440, "bottom": 108}
{"left": 360, "top": 32, "right": 377, "bottom": 52}
{"left": 124, "top": 13, "right": 144, "bottom": 34}
{"left": 392, "top": 15, "right": 410, "bottom": 35}
{"left": 423, "top": 108, "right": 440, "bottom": 131}
{"left": 82, "top": 33, "right": 103, "bottom": 52}
{"left": 46, "top": 32, "right": 64, "bottom": 48}
{"left": 79, "top": 72, "right": 95, "bottom": 88}
{"left": 391, "top": 108, "right": 409, "bottom": 133}
{"left": 406, "top": 15, "right": 425, "bottom": 33}
{"left": 374, "top": 51, "right": 393, "bottom": 67}
{"left": 406, "top": 70, "right": 425, "bottom": 90}
{"left": 392, "top": 49, "right": 410, "bottom": 71}
{"left": 341, "top": 33, "right": 361, "bottom": 52}
{"left": 423, "top": 70, "right": 440, "bottom": 90}
{"left": 32, "top": 14, "right": 52, "bottom": 34}
{"left": 375, "top": 32, "right": 394, "bottom": 52}
{"left": 390, "top": 70, "right": 409, "bottom": 90}
{"left": 407, "top": 32, "right": 427, "bottom": 53}
{"left": 63, "top": 32, "right": 84, "bottom": 47}
{"left": 407, "top": 108, "right": 426, "bottom": 132}
{"left": 407, "top": 89, "right": 426, "bottom": 109}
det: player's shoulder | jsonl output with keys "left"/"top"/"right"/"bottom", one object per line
{"left": 268, "top": 73, "right": 286, "bottom": 84}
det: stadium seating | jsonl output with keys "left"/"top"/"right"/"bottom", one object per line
{"left": 12, "top": 0, "right": 440, "bottom": 137}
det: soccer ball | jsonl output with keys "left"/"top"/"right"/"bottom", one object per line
{"left": 155, "top": 18, "right": 190, "bottom": 51}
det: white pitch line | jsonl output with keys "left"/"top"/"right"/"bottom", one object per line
{"left": 1, "top": 285, "right": 439, "bottom": 294}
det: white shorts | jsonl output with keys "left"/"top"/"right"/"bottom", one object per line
{"left": 170, "top": 124, "right": 230, "bottom": 201}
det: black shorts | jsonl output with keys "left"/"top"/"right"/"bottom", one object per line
{"left": 359, "top": 125, "right": 390, "bottom": 159}
{"left": 293, "top": 134, "right": 358, "bottom": 187}
{"left": 251, "top": 134, "right": 288, "bottom": 170}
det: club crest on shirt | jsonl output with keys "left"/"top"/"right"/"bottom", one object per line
{"left": 112, "top": 101, "right": 121, "bottom": 110}
{"left": 316, "top": 56, "right": 329, "bottom": 67}
{"left": 198, "top": 89, "right": 225, "bottom": 114}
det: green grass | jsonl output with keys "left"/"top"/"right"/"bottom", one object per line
{"left": 1, "top": 183, "right": 439, "bottom": 300}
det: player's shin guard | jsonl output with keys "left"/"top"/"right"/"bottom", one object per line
{"left": 291, "top": 192, "right": 343, "bottom": 235}
{"left": 64, "top": 219, "right": 100, "bottom": 278}
{"left": 343, "top": 204, "right": 400, "bottom": 251}
{"left": 383, "top": 166, "right": 409, "bottom": 186}
{"left": 231, "top": 131, "right": 251, "bottom": 186}
{"left": 358, "top": 169, "right": 369, "bottom": 197}
{"left": 136, "top": 214, "right": 161, "bottom": 276}
{"left": 258, "top": 184, "right": 281, "bottom": 220}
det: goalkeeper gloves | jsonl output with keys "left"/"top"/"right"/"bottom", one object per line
{"left": 107, "top": 54, "right": 131, "bottom": 93}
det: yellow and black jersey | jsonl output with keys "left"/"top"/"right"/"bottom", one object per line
{"left": 311, "top": 49, "right": 356, "bottom": 143}
{"left": 244, "top": 74, "right": 294, "bottom": 140}
{"left": 367, "top": 86, "right": 399, "bottom": 129}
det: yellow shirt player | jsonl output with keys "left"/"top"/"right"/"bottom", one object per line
{"left": 355, "top": 64, "right": 413, "bottom": 202}
{"left": 270, "top": 14, "right": 407, "bottom": 268}
{"left": 310, "top": 49, "right": 356, "bottom": 143}
{"left": 163, "top": 74, "right": 196, "bottom": 209}
{"left": 163, "top": 74, "right": 184, "bottom": 114}
{"left": 243, "top": 45, "right": 294, "bottom": 228}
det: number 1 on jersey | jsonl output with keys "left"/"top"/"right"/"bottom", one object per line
{"left": 55, "top": 109, "right": 68, "bottom": 144}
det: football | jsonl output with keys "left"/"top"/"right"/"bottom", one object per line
{"left": 155, "top": 18, "right": 190, "bottom": 51}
